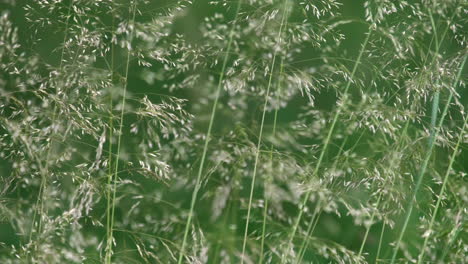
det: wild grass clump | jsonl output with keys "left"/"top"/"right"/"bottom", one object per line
{"left": 0, "top": 0, "right": 466, "bottom": 263}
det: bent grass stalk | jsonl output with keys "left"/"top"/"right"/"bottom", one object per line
{"left": 355, "top": 120, "right": 412, "bottom": 260}
{"left": 240, "top": 2, "right": 289, "bottom": 262}
{"left": 105, "top": 2, "right": 137, "bottom": 264}
{"left": 295, "top": 123, "right": 371, "bottom": 263}
{"left": 295, "top": 132, "right": 364, "bottom": 263}
{"left": 389, "top": 55, "right": 466, "bottom": 263}
{"left": 177, "top": 1, "right": 242, "bottom": 263}
{"left": 281, "top": 28, "right": 372, "bottom": 263}
{"left": 356, "top": 122, "right": 410, "bottom": 260}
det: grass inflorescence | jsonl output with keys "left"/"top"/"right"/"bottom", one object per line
{"left": 0, "top": 0, "right": 467, "bottom": 263}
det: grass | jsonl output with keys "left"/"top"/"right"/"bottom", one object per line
{"left": 27, "top": 0, "right": 74, "bottom": 261}
{"left": 282, "top": 27, "right": 372, "bottom": 263}
{"left": 0, "top": 0, "right": 467, "bottom": 263}
{"left": 177, "top": 1, "right": 243, "bottom": 263}
{"left": 105, "top": 2, "right": 137, "bottom": 263}
{"left": 418, "top": 64, "right": 467, "bottom": 263}
{"left": 390, "top": 55, "right": 466, "bottom": 262}
{"left": 389, "top": 8, "right": 462, "bottom": 262}
{"left": 241, "top": 1, "right": 289, "bottom": 262}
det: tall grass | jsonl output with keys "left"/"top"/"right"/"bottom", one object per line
{"left": 282, "top": 27, "right": 372, "bottom": 263}
{"left": 28, "top": 0, "right": 74, "bottom": 261}
{"left": 105, "top": 5, "right": 116, "bottom": 264}
{"left": 0, "top": 0, "right": 467, "bottom": 263}
{"left": 417, "top": 58, "right": 467, "bottom": 263}
{"left": 177, "top": 1, "right": 242, "bottom": 263}
{"left": 105, "top": 2, "right": 137, "bottom": 263}
{"left": 389, "top": 7, "right": 461, "bottom": 262}
{"left": 241, "top": 1, "right": 289, "bottom": 262}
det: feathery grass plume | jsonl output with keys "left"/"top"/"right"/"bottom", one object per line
{"left": 1, "top": 0, "right": 194, "bottom": 263}
{"left": 0, "top": 0, "right": 467, "bottom": 263}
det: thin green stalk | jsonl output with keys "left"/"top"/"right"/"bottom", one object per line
{"left": 259, "top": 59, "right": 284, "bottom": 263}
{"left": 295, "top": 208, "right": 321, "bottom": 264}
{"left": 282, "top": 28, "right": 372, "bottom": 263}
{"left": 211, "top": 192, "right": 236, "bottom": 263}
{"left": 438, "top": 210, "right": 463, "bottom": 262}
{"left": 417, "top": 97, "right": 468, "bottom": 263}
{"left": 241, "top": 2, "right": 289, "bottom": 262}
{"left": 177, "top": 1, "right": 242, "bottom": 263}
{"left": 390, "top": 55, "right": 466, "bottom": 263}
{"left": 358, "top": 194, "right": 382, "bottom": 258}
{"left": 389, "top": 89, "right": 438, "bottom": 264}
{"left": 389, "top": 7, "right": 454, "bottom": 148}
{"left": 294, "top": 137, "right": 348, "bottom": 264}
{"left": 302, "top": 126, "right": 384, "bottom": 262}
{"left": 388, "top": 9, "right": 460, "bottom": 258}
{"left": 105, "top": 2, "right": 137, "bottom": 264}
{"left": 375, "top": 223, "right": 385, "bottom": 263}
{"left": 28, "top": 0, "right": 74, "bottom": 260}
{"left": 105, "top": 9, "right": 115, "bottom": 261}
{"left": 385, "top": 10, "right": 452, "bottom": 262}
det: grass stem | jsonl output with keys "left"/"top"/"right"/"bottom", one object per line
{"left": 105, "top": 2, "right": 137, "bottom": 263}
{"left": 389, "top": 55, "right": 466, "bottom": 264}
{"left": 241, "top": 2, "right": 289, "bottom": 262}
{"left": 282, "top": 28, "right": 372, "bottom": 263}
{"left": 177, "top": 1, "right": 243, "bottom": 263}
{"left": 259, "top": 59, "right": 284, "bottom": 263}
{"left": 416, "top": 59, "right": 468, "bottom": 264}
